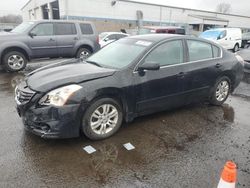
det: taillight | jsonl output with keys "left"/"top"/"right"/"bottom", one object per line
{"left": 96, "top": 36, "right": 99, "bottom": 44}
{"left": 235, "top": 55, "right": 245, "bottom": 66}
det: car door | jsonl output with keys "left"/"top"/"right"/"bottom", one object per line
{"left": 55, "top": 22, "right": 78, "bottom": 57}
{"left": 181, "top": 39, "right": 223, "bottom": 104}
{"left": 134, "top": 39, "right": 186, "bottom": 115}
{"left": 28, "top": 23, "right": 57, "bottom": 58}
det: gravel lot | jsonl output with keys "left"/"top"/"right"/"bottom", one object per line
{"left": 0, "top": 59, "right": 249, "bottom": 188}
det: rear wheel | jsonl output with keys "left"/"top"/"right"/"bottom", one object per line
{"left": 2, "top": 51, "right": 27, "bottom": 72}
{"left": 76, "top": 48, "right": 92, "bottom": 60}
{"left": 209, "top": 76, "right": 231, "bottom": 106}
{"left": 82, "top": 98, "right": 123, "bottom": 140}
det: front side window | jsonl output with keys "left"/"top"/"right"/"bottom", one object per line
{"left": 187, "top": 40, "right": 213, "bottom": 61}
{"left": 80, "top": 23, "right": 94, "bottom": 35}
{"left": 144, "top": 40, "right": 184, "bottom": 66}
{"left": 30, "top": 23, "right": 53, "bottom": 36}
{"left": 212, "top": 45, "right": 221, "bottom": 58}
{"left": 55, "top": 23, "right": 77, "bottom": 35}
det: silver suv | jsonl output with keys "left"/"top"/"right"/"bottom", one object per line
{"left": 0, "top": 20, "right": 100, "bottom": 72}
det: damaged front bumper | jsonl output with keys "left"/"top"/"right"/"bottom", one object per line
{"left": 17, "top": 103, "right": 81, "bottom": 139}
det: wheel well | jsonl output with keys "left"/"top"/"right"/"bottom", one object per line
{"left": 1, "top": 47, "right": 30, "bottom": 63}
{"left": 76, "top": 45, "right": 93, "bottom": 55}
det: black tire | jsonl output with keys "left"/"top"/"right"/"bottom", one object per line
{"left": 76, "top": 48, "right": 92, "bottom": 60}
{"left": 2, "top": 51, "right": 27, "bottom": 72}
{"left": 209, "top": 76, "right": 231, "bottom": 106}
{"left": 82, "top": 98, "right": 123, "bottom": 140}
{"left": 233, "top": 43, "right": 239, "bottom": 52}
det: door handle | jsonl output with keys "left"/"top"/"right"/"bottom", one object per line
{"left": 49, "top": 38, "right": 55, "bottom": 42}
{"left": 74, "top": 37, "right": 79, "bottom": 40}
{"left": 215, "top": 63, "right": 222, "bottom": 68}
{"left": 176, "top": 72, "right": 185, "bottom": 78}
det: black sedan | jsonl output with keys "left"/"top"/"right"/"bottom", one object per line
{"left": 15, "top": 34, "right": 244, "bottom": 140}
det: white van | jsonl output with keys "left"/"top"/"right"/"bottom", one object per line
{"left": 200, "top": 28, "right": 242, "bottom": 52}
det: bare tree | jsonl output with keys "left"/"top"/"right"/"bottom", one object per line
{"left": 216, "top": 3, "right": 232, "bottom": 14}
{"left": 0, "top": 14, "right": 23, "bottom": 24}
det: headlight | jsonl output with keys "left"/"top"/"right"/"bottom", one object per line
{"left": 39, "top": 84, "right": 82, "bottom": 106}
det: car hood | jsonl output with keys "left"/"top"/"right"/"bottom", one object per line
{"left": 26, "top": 59, "right": 116, "bottom": 92}
{"left": 0, "top": 32, "right": 22, "bottom": 41}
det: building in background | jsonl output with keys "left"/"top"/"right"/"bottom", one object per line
{"left": 21, "top": 0, "right": 250, "bottom": 34}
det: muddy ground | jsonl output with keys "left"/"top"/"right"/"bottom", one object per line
{"left": 0, "top": 60, "right": 249, "bottom": 188}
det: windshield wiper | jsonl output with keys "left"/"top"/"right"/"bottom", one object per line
{"left": 85, "top": 60, "right": 102, "bottom": 67}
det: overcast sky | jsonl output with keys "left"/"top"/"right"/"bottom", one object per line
{"left": 0, "top": 0, "right": 249, "bottom": 16}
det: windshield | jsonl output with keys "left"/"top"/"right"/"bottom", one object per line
{"left": 11, "top": 22, "right": 34, "bottom": 33}
{"left": 87, "top": 39, "right": 151, "bottom": 69}
{"left": 200, "top": 30, "right": 226, "bottom": 40}
{"left": 99, "top": 32, "right": 109, "bottom": 40}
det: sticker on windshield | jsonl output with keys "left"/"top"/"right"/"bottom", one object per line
{"left": 135, "top": 40, "right": 152, "bottom": 47}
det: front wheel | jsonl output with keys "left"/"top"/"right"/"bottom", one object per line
{"left": 2, "top": 51, "right": 27, "bottom": 72}
{"left": 233, "top": 44, "right": 239, "bottom": 52}
{"left": 82, "top": 98, "right": 123, "bottom": 140}
{"left": 209, "top": 76, "right": 231, "bottom": 106}
{"left": 76, "top": 48, "right": 92, "bottom": 60}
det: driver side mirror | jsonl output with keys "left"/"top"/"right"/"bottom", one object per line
{"left": 29, "top": 32, "right": 36, "bottom": 38}
{"left": 138, "top": 61, "right": 160, "bottom": 71}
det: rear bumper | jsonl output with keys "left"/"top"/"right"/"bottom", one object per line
{"left": 17, "top": 103, "right": 81, "bottom": 139}
{"left": 244, "top": 62, "right": 250, "bottom": 73}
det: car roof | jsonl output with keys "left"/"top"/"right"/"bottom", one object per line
{"left": 100, "top": 32, "right": 128, "bottom": 35}
{"left": 142, "top": 26, "right": 184, "bottom": 30}
{"left": 126, "top": 34, "right": 223, "bottom": 48}
{"left": 128, "top": 34, "right": 183, "bottom": 42}
{"left": 205, "top": 28, "right": 241, "bottom": 32}
{"left": 28, "top": 20, "right": 93, "bottom": 24}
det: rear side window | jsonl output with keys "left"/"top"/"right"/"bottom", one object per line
{"left": 187, "top": 40, "right": 213, "bottom": 61}
{"left": 80, "top": 23, "right": 94, "bottom": 35}
{"left": 144, "top": 40, "right": 184, "bottom": 66}
{"left": 212, "top": 45, "right": 221, "bottom": 58}
{"left": 55, "top": 23, "right": 77, "bottom": 35}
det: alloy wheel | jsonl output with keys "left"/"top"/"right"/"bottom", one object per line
{"left": 90, "top": 104, "right": 119, "bottom": 135}
{"left": 216, "top": 80, "right": 229, "bottom": 102}
{"left": 80, "top": 50, "right": 90, "bottom": 59}
{"left": 7, "top": 55, "right": 25, "bottom": 70}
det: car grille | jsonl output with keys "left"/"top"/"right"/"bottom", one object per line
{"left": 15, "top": 85, "right": 35, "bottom": 105}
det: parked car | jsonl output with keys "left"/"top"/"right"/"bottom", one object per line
{"left": 0, "top": 20, "right": 100, "bottom": 72}
{"left": 138, "top": 26, "right": 186, "bottom": 35}
{"left": 15, "top": 34, "right": 244, "bottom": 140}
{"left": 237, "top": 49, "right": 250, "bottom": 73}
{"left": 99, "top": 32, "right": 129, "bottom": 48}
{"left": 242, "top": 32, "right": 250, "bottom": 48}
{"left": 200, "top": 28, "right": 242, "bottom": 52}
